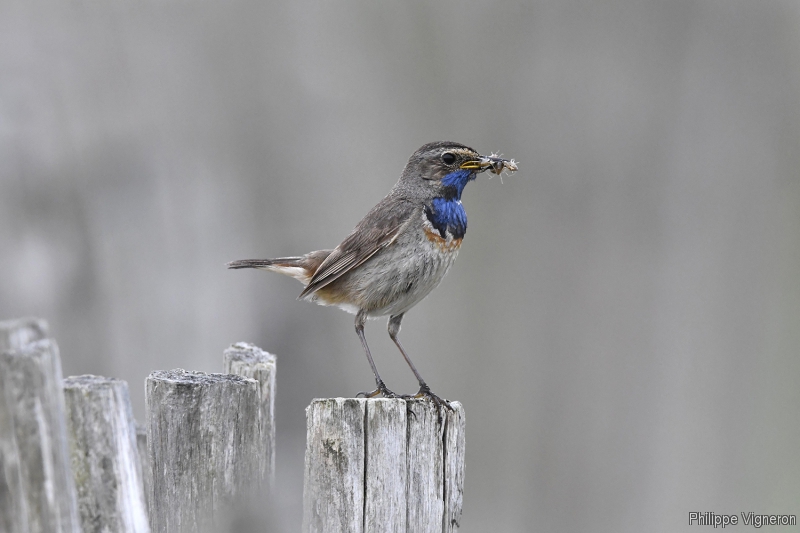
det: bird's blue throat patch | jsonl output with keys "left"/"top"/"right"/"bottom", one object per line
{"left": 424, "top": 169, "right": 475, "bottom": 240}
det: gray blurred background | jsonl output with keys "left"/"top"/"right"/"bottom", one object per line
{"left": 2, "top": 0, "right": 799, "bottom": 531}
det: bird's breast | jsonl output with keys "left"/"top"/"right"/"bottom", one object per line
{"left": 424, "top": 197, "right": 468, "bottom": 240}
{"left": 308, "top": 209, "right": 464, "bottom": 317}
{"left": 422, "top": 223, "right": 463, "bottom": 253}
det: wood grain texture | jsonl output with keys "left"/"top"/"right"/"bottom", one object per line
{"left": 406, "top": 401, "right": 445, "bottom": 533}
{"left": 303, "top": 398, "right": 465, "bottom": 533}
{"left": 303, "top": 398, "right": 366, "bottom": 533}
{"left": 63, "top": 375, "right": 150, "bottom": 533}
{"left": 442, "top": 404, "right": 466, "bottom": 533}
{"left": 364, "top": 400, "right": 407, "bottom": 533}
{"left": 135, "top": 422, "right": 152, "bottom": 523}
{"left": 145, "top": 369, "right": 260, "bottom": 533}
{"left": 0, "top": 319, "right": 47, "bottom": 533}
{"left": 0, "top": 334, "right": 81, "bottom": 533}
{"left": 222, "top": 342, "right": 276, "bottom": 488}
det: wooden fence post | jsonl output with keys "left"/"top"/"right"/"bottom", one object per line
{"left": 145, "top": 369, "right": 262, "bottom": 533}
{"left": 0, "top": 318, "right": 81, "bottom": 533}
{"left": 222, "top": 342, "right": 276, "bottom": 489}
{"left": 135, "top": 422, "right": 152, "bottom": 518}
{"left": 441, "top": 402, "right": 466, "bottom": 533}
{"left": 0, "top": 317, "right": 49, "bottom": 352}
{"left": 63, "top": 375, "right": 150, "bottom": 533}
{"left": 302, "top": 398, "right": 466, "bottom": 533}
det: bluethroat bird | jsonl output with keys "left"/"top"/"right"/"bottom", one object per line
{"left": 228, "top": 141, "right": 517, "bottom": 408}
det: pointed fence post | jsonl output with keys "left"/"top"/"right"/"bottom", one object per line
{"left": 0, "top": 319, "right": 81, "bottom": 533}
{"left": 63, "top": 375, "right": 150, "bottom": 533}
{"left": 302, "top": 398, "right": 466, "bottom": 533}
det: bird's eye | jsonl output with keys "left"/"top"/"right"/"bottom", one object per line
{"left": 441, "top": 152, "right": 456, "bottom": 165}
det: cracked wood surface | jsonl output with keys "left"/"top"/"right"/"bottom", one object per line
{"left": 303, "top": 398, "right": 465, "bottom": 533}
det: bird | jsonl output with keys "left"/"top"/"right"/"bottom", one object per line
{"left": 227, "top": 141, "right": 517, "bottom": 409}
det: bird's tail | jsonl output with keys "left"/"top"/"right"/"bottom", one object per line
{"left": 227, "top": 258, "right": 298, "bottom": 270}
{"left": 227, "top": 250, "right": 331, "bottom": 285}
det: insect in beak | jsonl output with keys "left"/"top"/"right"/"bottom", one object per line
{"left": 461, "top": 154, "right": 519, "bottom": 175}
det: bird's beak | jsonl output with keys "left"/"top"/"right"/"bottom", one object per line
{"left": 460, "top": 157, "right": 493, "bottom": 171}
{"left": 461, "top": 155, "right": 518, "bottom": 174}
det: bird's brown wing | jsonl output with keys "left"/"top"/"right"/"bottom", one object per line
{"left": 298, "top": 196, "right": 418, "bottom": 299}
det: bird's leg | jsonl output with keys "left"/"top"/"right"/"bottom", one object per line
{"left": 355, "top": 311, "right": 397, "bottom": 398}
{"left": 388, "top": 314, "right": 453, "bottom": 411}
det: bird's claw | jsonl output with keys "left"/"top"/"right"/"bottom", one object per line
{"left": 413, "top": 384, "right": 454, "bottom": 411}
{"left": 356, "top": 380, "right": 398, "bottom": 399}
{"left": 357, "top": 382, "right": 453, "bottom": 413}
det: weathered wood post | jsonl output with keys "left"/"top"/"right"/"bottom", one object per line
{"left": 63, "top": 375, "right": 150, "bottom": 533}
{"left": 0, "top": 317, "right": 49, "bottom": 352}
{"left": 222, "top": 342, "right": 276, "bottom": 488}
{"left": 302, "top": 398, "right": 466, "bottom": 533}
{"left": 135, "top": 422, "right": 152, "bottom": 517}
{"left": 145, "top": 369, "right": 262, "bottom": 533}
{"left": 0, "top": 318, "right": 81, "bottom": 533}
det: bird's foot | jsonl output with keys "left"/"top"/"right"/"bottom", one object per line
{"left": 356, "top": 380, "right": 398, "bottom": 399}
{"left": 412, "top": 383, "right": 454, "bottom": 411}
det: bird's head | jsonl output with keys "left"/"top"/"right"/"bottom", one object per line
{"left": 396, "top": 141, "right": 517, "bottom": 201}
